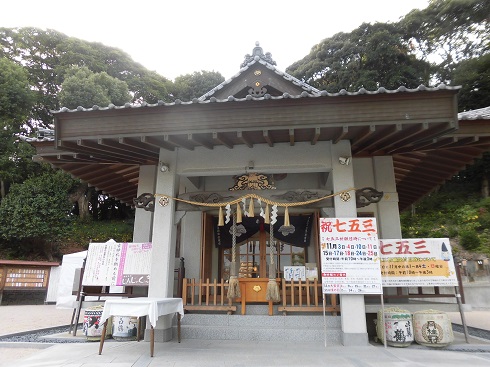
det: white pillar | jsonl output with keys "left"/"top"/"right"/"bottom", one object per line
{"left": 331, "top": 141, "right": 369, "bottom": 346}
{"left": 181, "top": 211, "right": 202, "bottom": 280}
{"left": 373, "top": 156, "right": 403, "bottom": 299}
{"left": 133, "top": 165, "right": 157, "bottom": 243}
{"left": 147, "top": 151, "right": 179, "bottom": 342}
{"left": 373, "top": 156, "right": 402, "bottom": 238}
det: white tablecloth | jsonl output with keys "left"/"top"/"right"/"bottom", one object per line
{"left": 100, "top": 297, "right": 184, "bottom": 327}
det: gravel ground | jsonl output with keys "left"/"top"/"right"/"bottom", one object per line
{"left": 452, "top": 323, "right": 490, "bottom": 342}
{"left": 0, "top": 326, "right": 87, "bottom": 344}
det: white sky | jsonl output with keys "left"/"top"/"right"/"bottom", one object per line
{"left": 1, "top": 0, "right": 430, "bottom": 81}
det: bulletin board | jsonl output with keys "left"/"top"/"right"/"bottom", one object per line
{"left": 82, "top": 242, "right": 152, "bottom": 286}
{"left": 379, "top": 238, "right": 458, "bottom": 287}
{"left": 319, "top": 217, "right": 383, "bottom": 295}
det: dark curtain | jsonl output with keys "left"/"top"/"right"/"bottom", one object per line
{"left": 214, "top": 214, "right": 313, "bottom": 248}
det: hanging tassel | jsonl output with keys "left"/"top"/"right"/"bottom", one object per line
{"left": 236, "top": 203, "right": 242, "bottom": 223}
{"left": 227, "top": 213, "right": 241, "bottom": 299}
{"left": 266, "top": 268, "right": 280, "bottom": 302}
{"left": 264, "top": 204, "right": 270, "bottom": 224}
{"left": 218, "top": 206, "right": 224, "bottom": 226}
{"left": 284, "top": 206, "right": 290, "bottom": 226}
{"left": 266, "top": 217, "right": 280, "bottom": 302}
{"left": 228, "top": 264, "right": 241, "bottom": 298}
{"left": 248, "top": 197, "right": 255, "bottom": 217}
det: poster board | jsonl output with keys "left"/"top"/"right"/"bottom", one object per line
{"left": 283, "top": 266, "right": 306, "bottom": 281}
{"left": 82, "top": 242, "right": 152, "bottom": 286}
{"left": 380, "top": 238, "right": 458, "bottom": 287}
{"left": 305, "top": 263, "right": 318, "bottom": 281}
{"left": 319, "top": 217, "right": 382, "bottom": 294}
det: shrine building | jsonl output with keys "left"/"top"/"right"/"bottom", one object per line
{"left": 26, "top": 43, "right": 490, "bottom": 345}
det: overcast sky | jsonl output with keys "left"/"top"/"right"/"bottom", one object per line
{"left": 1, "top": 0, "right": 430, "bottom": 81}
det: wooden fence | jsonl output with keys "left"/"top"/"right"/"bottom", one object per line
{"left": 181, "top": 278, "right": 340, "bottom": 315}
{"left": 182, "top": 278, "right": 237, "bottom": 313}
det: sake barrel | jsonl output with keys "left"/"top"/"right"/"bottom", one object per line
{"left": 413, "top": 309, "right": 454, "bottom": 347}
{"left": 112, "top": 315, "right": 139, "bottom": 341}
{"left": 83, "top": 305, "right": 111, "bottom": 341}
{"left": 376, "top": 307, "right": 414, "bottom": 347}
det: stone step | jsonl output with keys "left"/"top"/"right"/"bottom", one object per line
{"left": 176, "top": 312, "right": 342, "bottom": 343}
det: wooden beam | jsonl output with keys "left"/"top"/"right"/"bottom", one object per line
{"left": 140, "top": 136, "right": 175, "bottom": 151}
{"left": 212, "top": 132, "right": 233, "bottom": 149}
{"left": 289, "top": 129, "right": 295, "bottom": 146}
{"left": 351, "top": 125, "right": 376, "bottom": 150}
{"left": 188, "top": 134, "right": 213, "bottom": 150}
{"left": 98, "top": 138, "right": 157, "bottom": 160}
{"left": 237, "top": 131, "right": 253, "bottom": 148}
{"left": 60, "top": 140, "right": 144, "bottom": 164}
{"left": 311, "top": 127, "right": 321, "bottom": 145}
{"left": 333, "top": 126, "right": 349, "bottom": 144}
{"left": 165, "top": 135, "right": 195, "bottom": 151}
{"left": 119, "top": 137, "right": 160, "bottom": 154}
{"left": 263, "top": 130, "right": 273, "bottom": 147}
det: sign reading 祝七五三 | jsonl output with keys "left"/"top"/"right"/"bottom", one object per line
{"left": 319, "top": 218, "right": 382, "bottom": 295}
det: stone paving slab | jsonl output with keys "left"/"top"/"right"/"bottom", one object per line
{"left": 0, "top": 305, "right": 490, "bottom": 367}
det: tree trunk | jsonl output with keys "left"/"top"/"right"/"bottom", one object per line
{"left": 69, "top": 182, "right": 94, "bottom": 221}
{"left": 482, "top": 176, "right": 489, "bottom": 198}
{"left": 0, "top": 178, "right": 5, "bottom": 199}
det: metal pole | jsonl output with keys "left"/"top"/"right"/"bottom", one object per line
{"left": 323, "top": 294, "right": 327, "bottom": 347}
{"left": 380, "top": 293, "right": 387, "bottom": 349}
{"left": 455, "top": 286, "right": 470, "bottom": 343}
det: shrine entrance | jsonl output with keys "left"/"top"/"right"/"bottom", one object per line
{"left": 216, "top": 215, "right": 314, "bottom": 281}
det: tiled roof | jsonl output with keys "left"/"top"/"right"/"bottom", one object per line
{"left": 51, "top": 83, "right": 460, "bottom": 114}
{"left": 458, "top": 106, "right": 490, "bottom": 120}
{"left": 19, "top": 128, "right": 54, "bottom": 142}
{"left": 198, "top": 56, "right": 322, "bottom": 100}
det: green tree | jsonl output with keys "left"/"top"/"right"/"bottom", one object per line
{"left": 0, "top": 27, "right": 173, "bottom": 127}
{"left": 58, "top": 66, "right": 133, "bottom": 220}
{"left": 287, "top": 22, "right": 431, "bottom": 92}
{"left": 400, "top": 0, "right": 489, "bottom": 82}
{"left": 0, "top": 57, "right": 37, "bottom": 198}
{"left": 0, "top": 170, "right": 78, "bottom": 260}
{"left": 170, "top": 71, "right": 225, "bottom": 101}
{"left": 452, "top": 54, "right": 490, "bottom": 112}
{"left": 59, "top": 66, "right": 131, "bottom": 108}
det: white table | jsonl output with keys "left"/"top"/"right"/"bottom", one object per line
{"left": 98, "top": 297, "right": 184, "bottom": 357}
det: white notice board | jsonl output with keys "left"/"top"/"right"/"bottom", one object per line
{"left": 319, "top": 217, "right": 382, "bottom": 294}
{"left": 283, "top": 266, "right": 306, "bottom": 281}
{"left": 82, "top": 242, "right": 152, "bottom": 286}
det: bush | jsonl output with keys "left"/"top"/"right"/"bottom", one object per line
{"left": 0, "top": 171, "right": 77, "bottom": 242}
{"left": 459, "top": 229, "right": 481, "bottom": 251}
{"left": 65, "top": 220, "right": 134, "bottom": 247}
{"left": 0, "top": 170, "right": 78, "bottom": 259}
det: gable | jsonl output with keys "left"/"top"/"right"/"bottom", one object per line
{"left": 206, "top": 63, "right": 307, "bottom": 99}
{"left": 199, "top": 43, "right": 320, "bottom": 101}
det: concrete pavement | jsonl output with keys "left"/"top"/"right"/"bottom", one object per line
{"left": 0, "top": 305, "right": 489, "bottom": 366}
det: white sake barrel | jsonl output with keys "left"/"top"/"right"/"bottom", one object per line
{"left": 414, "top": 309, "right": 454, "bottom": 347}
{"left": 83, "top": 305, "right": 111, "bottom": 341}
{"left": 376, "top": 307, "right": 414, "bottom": 347}
{"left": 112, "top": 315, "right": 139, "bottom": 341}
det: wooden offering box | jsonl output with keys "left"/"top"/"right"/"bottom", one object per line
{"left": 238, "top": 278, "right": 279, "bottom": 316}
